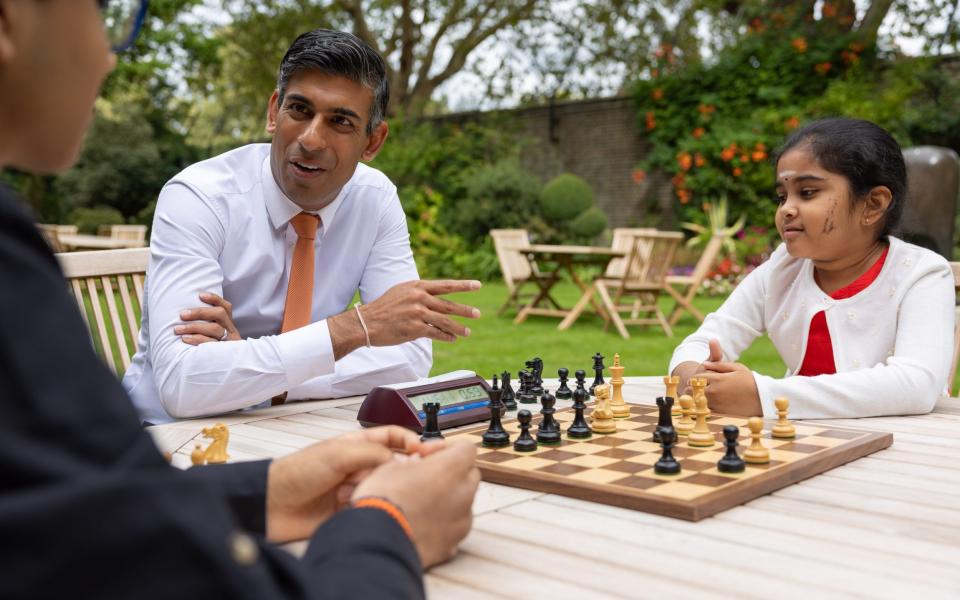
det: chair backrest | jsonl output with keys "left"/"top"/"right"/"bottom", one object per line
{"left": 99, "top": 224, "right": 148, "bottom": 241}
{"left": 900, "top": 147, "right": 959, "bottom": 260}
{"left": 622, "top": 231, "right": 684, "bottom": 285}
{"left": 57, "top": 248, "right": 149, "bottom": 376}
{"left": 490, "top": 229, "right": 532, "bottom": 291}
{"left": 37, "top": 224, "right": 78, "bottom": 253}
{"left": 687, "top": 232, "right": 728, "bottom": 284}
{"left": 605, "top": 228, "right": 658, "bottom": 278}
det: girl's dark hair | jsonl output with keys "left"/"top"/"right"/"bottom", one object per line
{"left": 774, "top": 117, "right": 907, "bottom": 238}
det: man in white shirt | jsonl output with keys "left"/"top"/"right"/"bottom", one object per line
{"left": 123, "top": 29, "right": 481, "bottom": 424}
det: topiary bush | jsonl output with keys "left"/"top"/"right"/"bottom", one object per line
{"left": 569, "top": 206, "right": 608, "bottom": 239}
{"left": 445, "top": 160, "right": 543, "bottom": 244}
{"left": 540, "top": 174, "right": 594, "bottom": 221}
{"left": 68, "top": 206, "right": 125, "bottom": 234}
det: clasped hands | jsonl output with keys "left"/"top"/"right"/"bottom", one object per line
{"left": 672, "top": 339, "right": 763, "bottom": 416}
{"left": 174, "top": 280, "right": 482, "bottom": 356}
{"left": 265, "top": 425, "right": 480, "bottom": 568}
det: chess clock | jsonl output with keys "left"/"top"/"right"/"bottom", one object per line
{"left": 357, "top": 371, "right": 495, "bottom": 432}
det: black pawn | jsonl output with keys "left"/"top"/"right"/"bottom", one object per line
{"left": 500, "top": 371, "right": 518, "bottom": 410}
{"left": 420, "top": 402, "right": 444, "bottom": 441}
{"left": 536, "top": 391, "right": 562, "bottom": 445}
{"left": 652, "top": 396, "right": 674, "bottom": 443}
{"left": 555, "top": 368, "right": 573, "bottom": 399}
{"left": 518, "top": 370, "right": 537, "bottom": 404}
{"left": 717, "top": 425, "right": 746, "bottom": 473}
{"left": 654, "top": 425, "right": 681, "bottom": 475}
{"left": 589, "top": 352, "right": 605, "bottom": 396}
{"left": 567, "top": 374, "right": 592, "bottom": 439}
{"left": 481, "top": 375, "right": 510, "bottom": 448}
{"left": 513, "top": 410, "right": 538, "bottom": 452}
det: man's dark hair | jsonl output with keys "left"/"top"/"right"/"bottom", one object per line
{"left": 277, "top": 29, "right": 389, "bottom": 135}
{"left": 775, "top": 117, "right": 907, "bottom": 238}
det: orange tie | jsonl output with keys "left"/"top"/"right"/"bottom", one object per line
{"left": 273, "top": 213, "right": 320, "bottom": 406}
{"left": 281, "top": 212, "right": 321, "bottom": 332}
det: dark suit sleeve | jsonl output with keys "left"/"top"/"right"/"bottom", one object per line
{"left": 0, "top": 189, "right": 424, "bottom": 599}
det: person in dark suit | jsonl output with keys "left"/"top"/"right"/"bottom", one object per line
{"left": 0, "top": 2, "right": 479, "bottom": 598}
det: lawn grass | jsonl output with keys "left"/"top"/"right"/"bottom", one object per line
{"left": 431, "top": 282, "right": 786, "bottom": 379}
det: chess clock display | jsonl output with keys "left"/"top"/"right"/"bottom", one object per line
{"left": 357, "top": 371, "right": 494, "bottom": 432}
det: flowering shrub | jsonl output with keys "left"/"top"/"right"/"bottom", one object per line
{"left": 631, "top": 6, "right": 876, "bottom": 233}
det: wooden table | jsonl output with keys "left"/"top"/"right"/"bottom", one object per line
{"left": 511, "top": 244, "right": 625, "bottom": 327}
{"left": 150, "top": 377, "right": 960, "bottom": 598}
{"left": 58, "top": 234, "right": 147, "bottom": 250}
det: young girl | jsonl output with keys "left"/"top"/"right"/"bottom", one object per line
{"left": 670, "top": 117, "right": 955, "bottom": 419}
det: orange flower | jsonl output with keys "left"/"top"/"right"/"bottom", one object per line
{"left": 841, "top": 50, "right": 860, "bottom": 65}
{"left": 677, "top": 152, "right": 693, "bottom": 171}
{"left": 694, "top": 153, "right": 706, "bottom": 167}
{"left": 677, "top": 189, "right": 691, "bottom": 204}
{"left": 651, "top": 68, "right": 660, "bottom": 78}
{"left": 720, "top": 147, "right": 736, "bottom": 162}
{"left": 752, "top": 150, "right": 767, "bottom": 162}
{"left": 702, "top": 202, "right": 712, "bottom": 211}
{"left": 692, "top": 127, "right": 705, "bottom": 139}
{"left": 849, "top": 42, "right": 864, "bottom": 53}
{"left": 754, "top": 142, "right": 767, "bottom": 151}
{"left": 740, "top": 154, "right": 749, "bottom": 163}
{"left": 652, "top": 88, "right": 664, "bottom": 101}
{"left": 697, "top": 104, "right": 716, "bottom": 115}
{"left": 791, "top": 37, "right": 807, "bottom": 53}
{"left": 785, "top": 116, "right": 800, "bottom": 130}
{"left": 645, "top": 111, "right": 656, "bottom": 130}
{"left": 814, "top": 62, "right": 832, "bottom": 75}
{"left": 732, "top": 167, "right": 743, "bottom": 177}
{"left": 631, "top": 169, "right": 646, "bottom": 184}
{"left": 748, "top": 17, "right": 764, "bottom": 33}
{"left": 671, "top": 173, "right": 686, "bottom": 188}
{"left": 821, "top": 2, "right": 836, "bottom": 18}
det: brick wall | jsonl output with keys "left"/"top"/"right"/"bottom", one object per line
{"left": 429, "top": 96, "right": 677, "bottom": 230}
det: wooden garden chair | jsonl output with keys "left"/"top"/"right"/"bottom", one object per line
{"left": 664, "top": 232, "right": 727, "bottom": 326}
{"left": 56, "top": 247, "right": 149, "bottom": 377}
{"left": 490, "top": 228, "right": 558, "bottom": 316}
{"left": 583, "top": 231, "right": 683, "bottom": 338}
{"left": 98, "top": 224, "right": 148, "bottom": 242}
{"left": 37, "top": 224, "right": 78, "bottom": 253}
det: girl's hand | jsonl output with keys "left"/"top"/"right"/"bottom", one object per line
{"left": 701, "top": 360, "right": 763, "bottom": 416}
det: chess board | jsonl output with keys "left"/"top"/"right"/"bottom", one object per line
{"left": 447, "top": 404, "right": 892, "bottom": 521}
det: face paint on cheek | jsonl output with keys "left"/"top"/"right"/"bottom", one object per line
{"left": 822, "top": 197, "right": 837, "bottom": 234}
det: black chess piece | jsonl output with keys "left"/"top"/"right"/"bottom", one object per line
{"left": 555, "top": 368, "right": 573, "bottom": 399}
{"left": 500, "top": 371, "right": 518, "bottom": 410}
{"left": 420, "top": 402, "right": 444, "bottom": 441}
{"left": 567, "top": 375, "right": 592, "bottom": 439}
{"left": 536, "top": 391, "right": 562, "bottom": 445}
{"left": 589, "top": 352, "right": 605, "bottom": 396}
{"left": 526, "top": 358, "right": 544, "bottom": 396}
{"left": 518, "top": 370, "right": 537, "bottom": 404}
{"left": 717, "top": 425, "right": 746, "bottom": 473}
{"left": 652, "top": 396, "right": 674, "bottom": 443}
{"left": 654, "top": 425, "right": 682, "bottom": 475}
{"left": 513, "top": 410, "right": 538, "bottom": 452}
{"left": 481, "top": 375, "right": 510, "bottom": 448}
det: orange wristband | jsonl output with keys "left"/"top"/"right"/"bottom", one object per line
{"left": 352, "top": 497, "right": 413, "bottom": 540}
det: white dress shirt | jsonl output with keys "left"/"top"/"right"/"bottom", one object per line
{"left": 669, "top": 236, "right": 954, "bottom": 419}
{"left": 123, "top": 144, "right": 431, "bottom": 424}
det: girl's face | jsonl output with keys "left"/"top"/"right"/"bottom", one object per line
{"left": 774, "top": 146, "right": 869, "bottom": 261}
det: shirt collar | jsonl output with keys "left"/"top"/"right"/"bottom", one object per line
{"left": 261, "top": 154, "right": 349, "bottom": 232}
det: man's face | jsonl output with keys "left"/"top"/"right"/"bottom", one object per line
{"left": 266, "top": 70, "right": 388, "bottom": 211}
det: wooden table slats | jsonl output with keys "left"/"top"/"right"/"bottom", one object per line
{"left": 149, "top": 377, "right": 960, "bottom": 597}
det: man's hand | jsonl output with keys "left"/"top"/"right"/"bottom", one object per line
{"left": 175, "top": 292, "right": 241, "bottom": 345}
{"left": 265, "top": 426, "right": 422, "bottom": 544}
{"left": 329, "top": 280, "right": 482, "bottom": 360}
{"left": 701, "top": 360, "right": 763, "bottom": 416}
{"left": 351, "top": 440, "right": 479, "bottom": 568}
